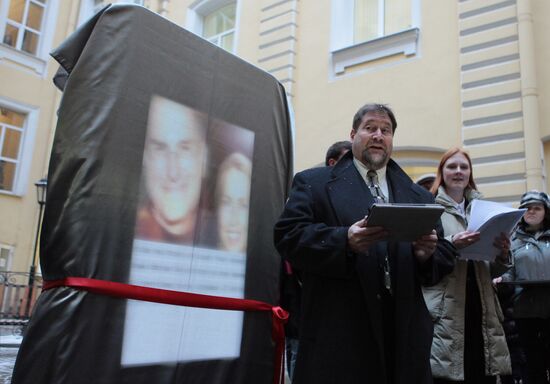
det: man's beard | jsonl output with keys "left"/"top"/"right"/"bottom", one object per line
{"left": 361, "top": 148, "right": 388, "bottom": 170}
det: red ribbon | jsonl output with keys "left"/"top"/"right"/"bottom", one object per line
{"left": 43, "top": 277, "right": 288, "bottom": 384}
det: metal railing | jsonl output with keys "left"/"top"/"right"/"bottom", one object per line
{"left": 0, "top": 271, "right": 43, "bottom": 325}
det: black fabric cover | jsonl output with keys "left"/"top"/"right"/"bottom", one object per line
{"left": 12, "top": 5, "right": 292, "bottom": 384}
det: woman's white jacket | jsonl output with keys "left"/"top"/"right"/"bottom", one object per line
{"left": 422, "top": 186, "right": 511, "bottom": 380}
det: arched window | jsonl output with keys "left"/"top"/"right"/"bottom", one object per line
{"left": 391, "top": 148, "right": 443, "bottom": 185}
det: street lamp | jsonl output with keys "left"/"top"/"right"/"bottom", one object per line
{"left": 25, "top": 177, "right": 47, "bottom": 318}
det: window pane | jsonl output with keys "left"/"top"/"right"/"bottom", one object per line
{"left": 203, "top": 15, "right": 217, "bottom": 38}
{"left": 2, "top": 128, "right": 22, "bottom": 159}
{"left": 2, "top": 24, "right": 19, "bottom": 47}
{"left": 0, "top": 109, "right": 26, "bottom": 128}
{"left": 219, "top": 4, "right": 236, "bottom": 28}
{"left": 354, "top": 0, "right": 379, "bottom": 43}
{"left": 22, "top": 29, "right": 39, "bottom": 54}
{"left": 0, "top": 248, "right": 10, "bottom": 271}
{"left": 8, "top": 0, "right": 25, "bottom": 23}
{"left": 221, "top": 32, "right": 234, "bottom": 52}
{"left": 27, "top": 2, "right": 45, "bottom": 31}
{"left": 0, "top": 160, "right": 16, "bottom": 192}
{"left": 385, "top": 0, "right": 411, "bottom": 35}
{"left": 203, "top": 3, "right": 236, "bottom": 39}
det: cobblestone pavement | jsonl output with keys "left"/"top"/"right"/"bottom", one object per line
{"left": 0, "top": 325, "right": 22, "bottom": 384}
{"left": 0, "top": 347, "right": 17, "bottom": 384}
{"left": 0, "top": 322, "right": 291, "bottom": 384}
{"left": 0, "top": 346, "right": 289, "bottom": 384}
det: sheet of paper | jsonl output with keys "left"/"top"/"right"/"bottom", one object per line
{"left": 461, "top": 200, "right": 525, "bottom": 261}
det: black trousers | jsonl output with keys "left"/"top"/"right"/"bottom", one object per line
{"left": 434, "top": 262, "right": 496, "bottom": 384}
{"left": 517, "top": 317, "right": 550, "bottom": 384}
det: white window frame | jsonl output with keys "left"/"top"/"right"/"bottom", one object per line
{"left": 77, "top": 0, "right": 144, "bottom": 27}
{"left": 0, "top": 97, "right": 39, "bottom": 197}
{"left": 205, "top": 20, "right": 234, "bottom": 49}
{"left": 186, "top": 0, "right": 241, "bottom": 54}
{"left": 0, "top": 244, "right": 14, "bottom": 272}
{"left": 77, "top": 0, "right": 107, "bottom": 26}
{"left": 330, "top": 0, "right": 421, "bottom": 76}
{"left": 0, "top": 0, "right": 60, "bottom": 76}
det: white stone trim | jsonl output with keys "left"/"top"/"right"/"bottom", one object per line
{"left": 330, "top": 0, "right": 421, "bottom": 76}
{"left": 77, "top": 0, "right": 104, "bottom": 27}
{"left": 332, "top": 28, "right": 419, "bottom": 75}
{"left": 0, "top": 97, "right": 39, "bottom": 197}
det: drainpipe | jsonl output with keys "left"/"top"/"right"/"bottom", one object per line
{"left": 517, "top": 0, "right": 544, "bottom": 191}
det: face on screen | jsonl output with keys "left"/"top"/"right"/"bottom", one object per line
{"left": 125, "top": 96, "right": 255, "bottom": 368}
{"left": 217, "top": 154, "right": 251, "bottom": 252}
{"left": 143, "top": 96, "right": 207, "bottom": 237}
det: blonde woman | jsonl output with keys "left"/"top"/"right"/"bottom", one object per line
{"left": 423, "top": 147, "right": 512, "bottom": 383}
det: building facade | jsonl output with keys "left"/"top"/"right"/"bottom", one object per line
{"left": 0, "top": 0, "right": 548, "bottom": 275}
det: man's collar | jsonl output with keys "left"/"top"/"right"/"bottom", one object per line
{"left": 352, "top": 157, "right": 389, "bottom": 199}
{"left": 352, "top": 157, "right": 387, "bottom": 181}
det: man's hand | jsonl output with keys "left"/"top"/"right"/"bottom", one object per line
{"left": 347, "top": 217, "right": 388, "bottom": 253}
{"left": 451, "top": 230, "right": 480, "bottom": 249}
{"left": 412, "top": 230, "right": 438, "bottom": 263}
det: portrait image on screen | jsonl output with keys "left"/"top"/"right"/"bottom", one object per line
{"left": 121, "top": 95, "right": 255, "bottom": 366}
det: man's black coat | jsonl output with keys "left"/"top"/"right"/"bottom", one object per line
{"left": 274, "top": 153, "right": 456, "bottom": 384}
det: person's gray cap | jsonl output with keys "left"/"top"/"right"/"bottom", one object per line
{"left": 416, "top": 174, "right": 435, "bottom": 184}
{"left": 519, "top": 190, "right": 550, "bottom": 209}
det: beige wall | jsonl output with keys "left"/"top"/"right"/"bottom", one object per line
{"left": 0, "top": 2, "right": 76, "bottom": 272}
{"left": 2, "top": 0, "right": 550, "bottom": 274}
{"left": 533, "top": 0, "right": 550, "bottom": 142}
{"left": 291, "top": 0, "right": 461, "bottom": 170}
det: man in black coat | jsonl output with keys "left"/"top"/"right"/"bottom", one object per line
{"left": 274, "top": 103, "right": 456, "bottom": 384}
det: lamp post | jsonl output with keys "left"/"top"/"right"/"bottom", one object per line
{"left": 25, "top": 177, "right": 47, "bottom": 318}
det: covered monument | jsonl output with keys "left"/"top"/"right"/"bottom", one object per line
{"left": 12, "top": 4, "right": 292, "bottom": 384}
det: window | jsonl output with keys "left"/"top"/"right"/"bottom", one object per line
{"left": 404, "top": 166, "right": 436, "bottom": 182}
{"left": 0, "top": 245, "right": 13, "bottom": 272}
{"left": 1, "top": 0, "right": 46, "bottom": 55}
{"left": 392, "top": 148, "right": 442, "bottom": 188}
{"left": 354, "top": 0, "right": 411, "bottom": 43}
{"left": 0, "top": 0, "right": 59, "bottom": 74}
{"left": 78, "top": 0, "right": 144, "bottom": 27}
{"left": 78, "top": 0, "right": 107, "bottom": 26}
{"left": 330, "top": 0, "right": 420, "bottom": 76}
{"left": 202, "top": 3, "right": 236, "bottom": 52}
{"left": 186, "top": 0, "right": 240, "bottom": 54}
{"left": 0, "top": 99, "right": 38, "bottom": 196}
{"left": 0, "top": 108, "right": 25, "bottom": 192}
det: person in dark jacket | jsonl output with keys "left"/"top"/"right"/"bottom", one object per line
{"left": 496, "top": 281, "right": 528, "bottom": 384}
{"left": 274, "top": 103, "right": 456, "bottom": 384}
{"left": 282, "top": 140, "right": 352, "bottom": 381}
{"left": 504, "top": 190, "right": 550, "bottom": 384}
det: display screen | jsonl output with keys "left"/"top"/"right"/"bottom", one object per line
{"left": 121, "top": 95, "right": 254, "bottom": 365}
